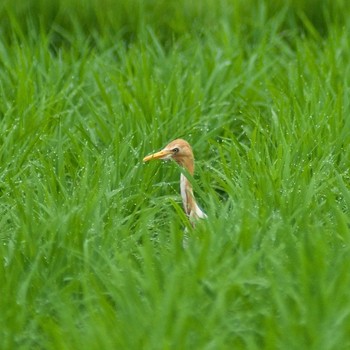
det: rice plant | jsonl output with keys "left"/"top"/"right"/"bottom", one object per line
{"left": 1, "top": 0, "right": 350, "bottom": 349}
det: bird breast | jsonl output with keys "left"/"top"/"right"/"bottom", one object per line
{"left": 180, "top": 173, "right": 207, "bottom": 220}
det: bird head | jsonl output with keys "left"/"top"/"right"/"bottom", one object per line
{"left": 143, "top": 139, "right": 195, "bottom": 174}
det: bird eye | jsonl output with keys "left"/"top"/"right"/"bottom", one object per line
{"left": 172, "top": 147, "right": 179, "bottom": 153}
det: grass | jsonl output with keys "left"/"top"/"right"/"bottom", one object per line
{"left": 1, "top": 0, "right": 350, "bottom": 349}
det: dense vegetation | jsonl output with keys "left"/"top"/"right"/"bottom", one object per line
{"left": 1, "top": 0, "right": 350, "bottom": 348}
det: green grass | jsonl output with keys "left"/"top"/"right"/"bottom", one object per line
{"left": 1, "top": 0, "right": 350, "bottom": 349}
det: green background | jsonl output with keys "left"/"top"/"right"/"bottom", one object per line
{"left": 1, "top": 0, "right": 350, "bottom": 349}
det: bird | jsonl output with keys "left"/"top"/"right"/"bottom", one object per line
{"left": 143, "top": 139, "right": 207, "bottom": 225}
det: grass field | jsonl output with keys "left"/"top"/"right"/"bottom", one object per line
{"left": 1, "top": 0, "right": 350, "bottom": 349}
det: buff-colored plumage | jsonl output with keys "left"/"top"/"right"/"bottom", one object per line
{"left": 143, "top": 139, "right": 206, "bottom": 223}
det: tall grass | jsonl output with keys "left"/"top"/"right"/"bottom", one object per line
{"left": 1, "top": 0, "right": 350, "bottom": 349}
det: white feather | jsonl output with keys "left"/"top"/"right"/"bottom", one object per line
{"left": 180, "top": 173, "right": 206, "bottom": 219}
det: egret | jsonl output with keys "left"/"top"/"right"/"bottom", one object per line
{"left": 143, "top": 139, "right": 207, "bottom": 225}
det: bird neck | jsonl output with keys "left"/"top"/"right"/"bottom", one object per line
{"left": 173, "top": 154, "right": 193, "bottom": 174}
{"left": 180, "top": 173, "right": 206, "bottom": 220}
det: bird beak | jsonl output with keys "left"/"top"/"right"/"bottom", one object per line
{"left": 143, "top": 149, "right": 173, "bottom": 162}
